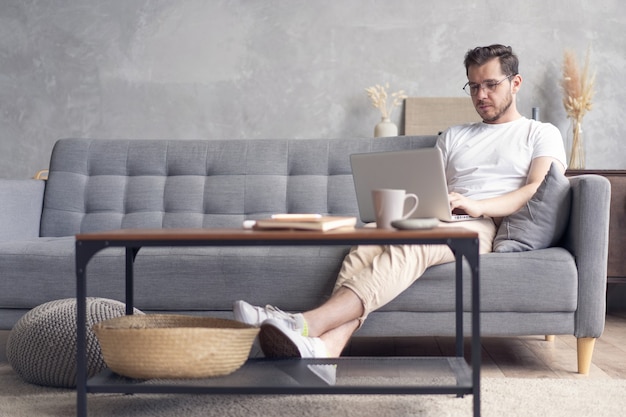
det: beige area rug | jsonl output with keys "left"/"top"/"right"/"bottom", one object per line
{"left": 1, "top": 363, "right": 624, "bottom": 417}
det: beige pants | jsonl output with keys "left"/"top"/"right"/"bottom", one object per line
{"left": 333, "top": 218, "right": 497, "bottom": 322}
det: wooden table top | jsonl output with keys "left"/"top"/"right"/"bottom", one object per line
{"left": 75, "top": 226, "right": 478, "bottom": 243}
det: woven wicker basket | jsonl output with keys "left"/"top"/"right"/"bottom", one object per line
{"left": 92, "top": 314, "right": 259, "bottom": 379}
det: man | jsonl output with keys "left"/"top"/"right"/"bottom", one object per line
{"left": 234, "top": 44, "right": 567, "bottom": 359}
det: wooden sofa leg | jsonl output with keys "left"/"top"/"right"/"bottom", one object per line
{"left": 577, "top": 337, "right": 596, "bottom": 375}
{"left": 545, "top": 335, "right": 555, "bottom": 342}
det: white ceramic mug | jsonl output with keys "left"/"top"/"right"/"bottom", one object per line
{"left": 371, "top": 189, "right": 419, "bottom": 229}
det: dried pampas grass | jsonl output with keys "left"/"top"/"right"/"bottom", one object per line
{"left": 365, "top": 83, "right": 407, "bottom": 120}
{"left": 562, "top": 47, "right": 595, "bottom": 121}
{"left": 561, "top": 46, "right": 596, "bottom": 169}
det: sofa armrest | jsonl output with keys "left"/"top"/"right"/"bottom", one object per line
{"left": 0, "top": 179, "right": 45, "bottom": 240}
{"left": 563, "top": 174, "right": 611, "bottom": 338}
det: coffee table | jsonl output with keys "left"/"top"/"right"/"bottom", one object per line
{"left": 75, "top": 227, "right": 481, "bottom": 416}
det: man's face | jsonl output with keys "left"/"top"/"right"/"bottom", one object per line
{"left": 466, "top": 58, "right": 520, "bottom": 124}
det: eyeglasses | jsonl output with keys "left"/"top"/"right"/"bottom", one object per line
{"left": 462, "top": 74, "right": 515, "bottom": 96}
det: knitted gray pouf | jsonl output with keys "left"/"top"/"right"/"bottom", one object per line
{"left": 6, "top": 297, "right": 143, "bottom": 388}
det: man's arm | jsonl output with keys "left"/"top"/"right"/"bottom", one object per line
{"left": 448, "top": 156, "right": 565, "bottom": 219}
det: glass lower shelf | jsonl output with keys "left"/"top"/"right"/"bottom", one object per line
{"left": 87, "top": 356, "right": 474, "bottom": 396}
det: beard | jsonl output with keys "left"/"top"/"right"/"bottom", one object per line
{"left": 476, "top": 90, "right": 513, "bottom": 123}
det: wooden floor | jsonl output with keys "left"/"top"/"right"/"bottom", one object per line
{"left": 2, "top": 311, "right": 625, "bottom": 380}
{"left": 343, "top": 311, "right": 626, "bottom": 379}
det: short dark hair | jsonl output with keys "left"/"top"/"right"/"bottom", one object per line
{"left": 464, "top": 44, "right": 519, "bottom": 76}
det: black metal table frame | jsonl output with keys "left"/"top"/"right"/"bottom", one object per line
{"left": 75, "top": 229, "right": 480, "bottom": 417}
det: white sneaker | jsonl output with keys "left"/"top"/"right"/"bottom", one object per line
{"left": 233, "top": 300, "right": 305, "bottom": 330}
{"left": 259, "top": 317, "right": 329, "bottom": 358}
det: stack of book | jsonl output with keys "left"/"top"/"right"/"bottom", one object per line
{"left": 251, "top": 214, "right": 357, "bottom": 231}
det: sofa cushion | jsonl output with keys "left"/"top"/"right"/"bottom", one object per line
{"left": 493, "top": 163, "right": 571, "bottom": 252}
{"left": 381, "top": 247, "right": 578, "bottom": 314}
{"left": 41, "top": 137, "right": 437, "bottom": 236}
{"left": 0, "top": 180, "right": 44, "bottom": 240}
{"left": 0, "top": 237, "right": 351, "bottom": 314}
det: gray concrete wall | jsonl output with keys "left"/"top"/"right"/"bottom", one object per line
{"left": 0, "top": 0, "right": 623, "bottom": 179}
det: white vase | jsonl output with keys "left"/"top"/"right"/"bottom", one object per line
{"left": 374, "top": 117, "right": 398, "bottom": 138}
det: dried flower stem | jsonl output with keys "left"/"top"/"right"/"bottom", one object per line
{"left": 365, "top": 83, "right": 407, "bottom": 120}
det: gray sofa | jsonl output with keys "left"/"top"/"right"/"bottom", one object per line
{"left": 0, "top": 136, "right": 611, "bottom": 374}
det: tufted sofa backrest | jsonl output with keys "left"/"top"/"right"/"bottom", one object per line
{"left": 40, "top": 137, "right": 436, "bottom": 236}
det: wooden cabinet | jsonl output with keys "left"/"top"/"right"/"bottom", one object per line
{"left": 567, "top": 170, "right": 626, "bottom": 284}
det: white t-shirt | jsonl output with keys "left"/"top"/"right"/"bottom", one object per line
{"left": 436, "top": 117, "right": 567, "bottom": 200}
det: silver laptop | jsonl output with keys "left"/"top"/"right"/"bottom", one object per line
{"left": 350, "top": 148, "right": 475, "bottom": 223}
